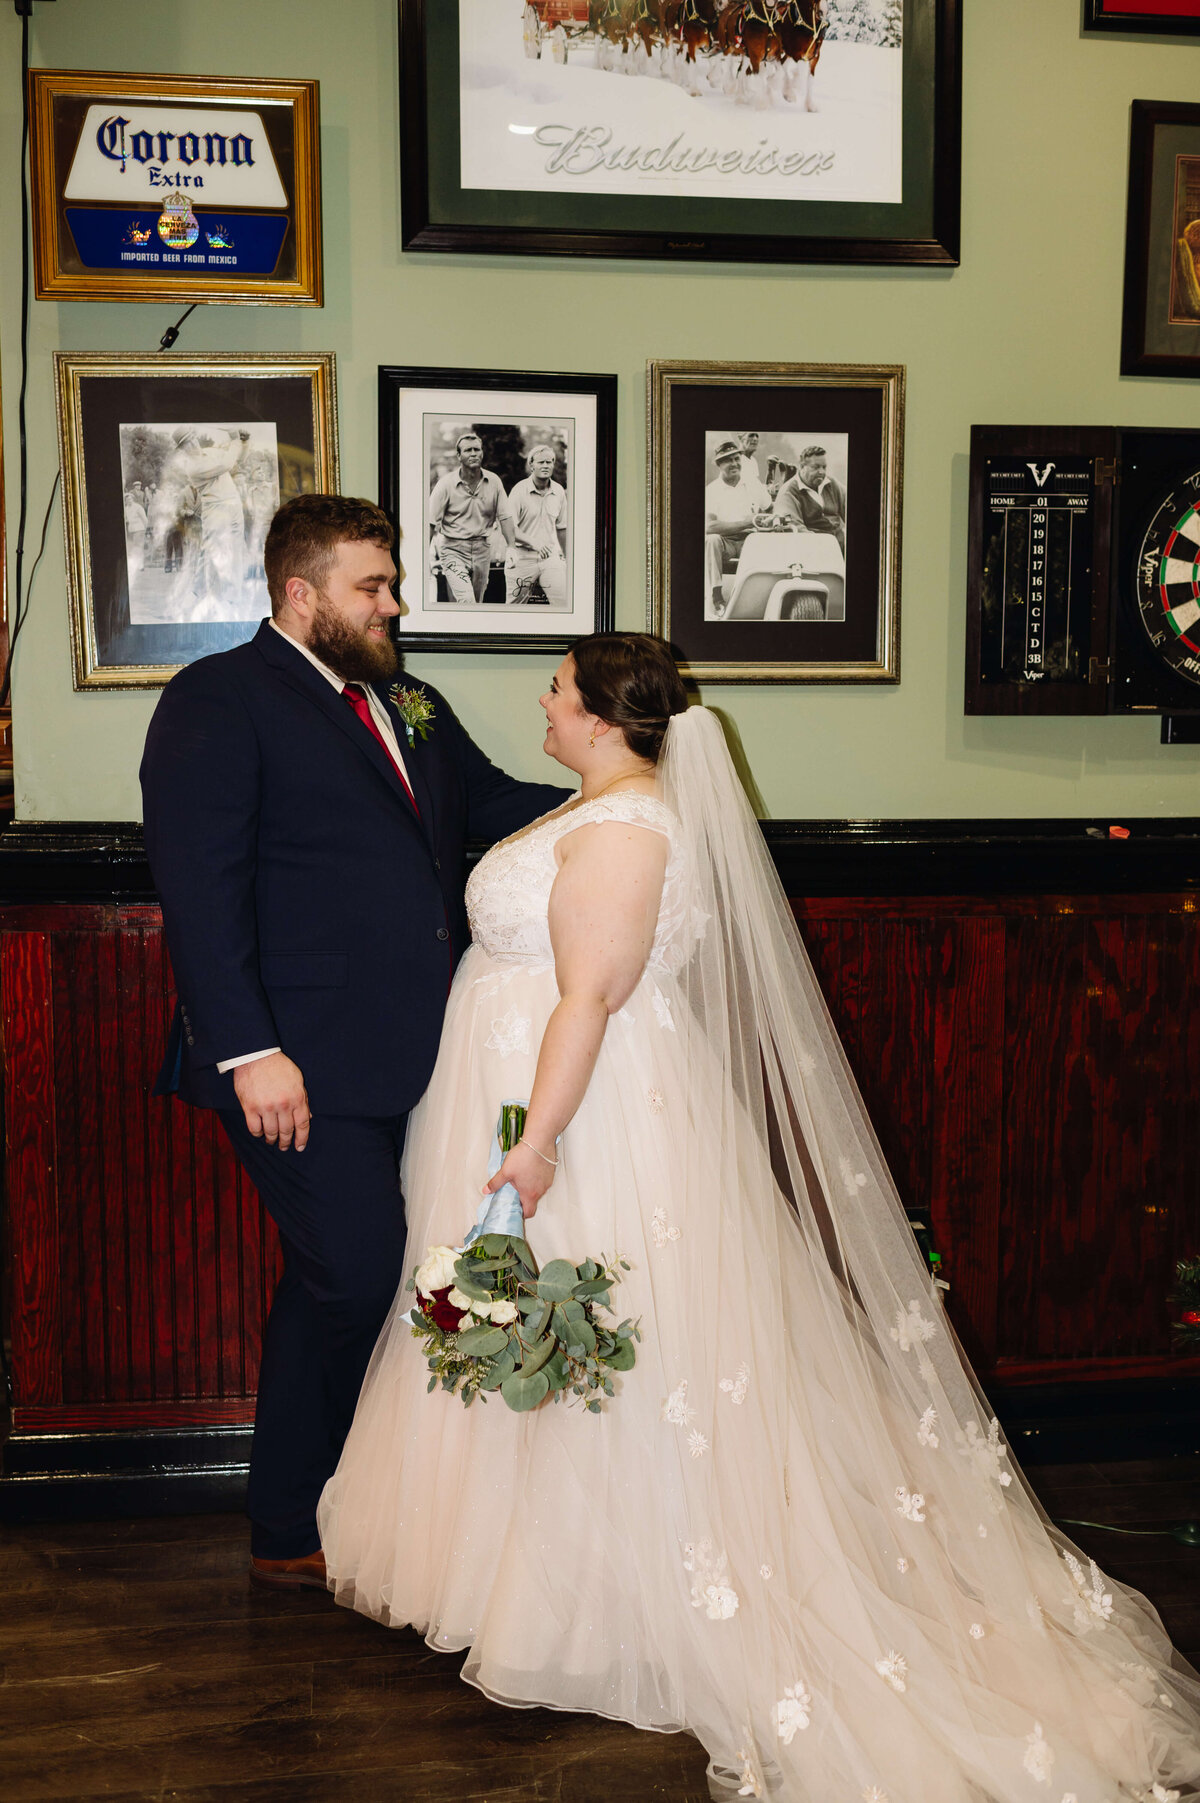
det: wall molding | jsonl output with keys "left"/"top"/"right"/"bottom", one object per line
{"left": 0, "top": 817, "right": 1197, "bottom": 902}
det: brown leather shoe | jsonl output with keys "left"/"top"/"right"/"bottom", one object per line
{"left": 249, "top": 1548, "right": 328, "bottom": 1591}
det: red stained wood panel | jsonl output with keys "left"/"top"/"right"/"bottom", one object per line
{"left": 2, "top": 932, "right": 61, "bottom": 1409}
{"left": 6, "top": 893, "right": 1200, "bottom": 1443}
{"left": 796, "top": 893, "right": 1200, "bottom": 1380}
{"left": 4, "top": 909, "right": 277, "bottom": 1432}
{"left": 928, "top": 916, "right": 1005, "bottom": 1367}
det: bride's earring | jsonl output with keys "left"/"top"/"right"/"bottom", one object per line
{"left": 589, "top": 732, "right": 595, "bottom": 747}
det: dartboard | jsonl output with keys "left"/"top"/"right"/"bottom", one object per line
{"left": 1134, "top": 474, "right": 1200, "bottom": 687}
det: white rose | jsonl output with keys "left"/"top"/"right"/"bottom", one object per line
{"left": 448, "top": 1287, "right": 479, "bottom": 1315}
{"left": 415, "top": 1245, "right": 460, "bottom": 1298}
{"left": 467, "top": 1294, "right": 494, "bottom": 1319}
{"left": 490, "top": 1299, "right": 518, "bottom": 1326}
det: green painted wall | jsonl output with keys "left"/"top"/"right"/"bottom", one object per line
{"left": 2, "top": 0, "right": 1199, "bottom": 822}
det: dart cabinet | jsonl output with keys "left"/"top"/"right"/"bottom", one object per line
{"left": 966, "top": 425, "right": 1200, "bottom": 736}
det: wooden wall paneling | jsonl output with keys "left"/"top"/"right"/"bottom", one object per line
{"left": 54, "top": 928, "right": 113, "bottom": 1404}
{"left": 143, "top": 924, "right": 178, "bottom": 1402}
{"left": 929, "top": 915, "right": 1005, "bottom": 1370}
{"left": 188, "top": 1084, "right": 221, "bottom": 1400}
{"left": 1094, "top": 910, "right": 1138, "bottom": 1358}
{"left": 214, "top": 1107, "right": 247, "bottom": 1399}
{"left": 1000, "top": 912, "right": 1077, "bottom": 1366}
{"left": 48, "top": 930, "right": 83, "bottom": 1406}
{"left": 2, "top": 931, "right": 60, "bottom": 1410}
{"left": 96, "top": 925, "right": 134, "bottom": 1402}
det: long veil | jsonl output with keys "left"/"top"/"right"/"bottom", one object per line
{"left": 656, "top": 705, "right": 1200, "bottom": 1799}
{"left": 658, "top": 703, "right": 995, "bottom": 1456}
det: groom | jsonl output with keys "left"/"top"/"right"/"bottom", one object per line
{"left": 140, "top": 494, "right": 568, "bottom": 1585}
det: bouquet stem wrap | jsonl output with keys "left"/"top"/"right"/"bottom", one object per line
{"left": 464, "top": 1100, "right": 528, "bottom": 1246}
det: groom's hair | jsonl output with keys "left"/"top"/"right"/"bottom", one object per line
{"left": 265, "top": 493, "right": 394, "bottom": 616}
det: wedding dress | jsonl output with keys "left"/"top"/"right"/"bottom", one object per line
{"left": 319, "top": 707, "right": 1200, "bottom": 1801}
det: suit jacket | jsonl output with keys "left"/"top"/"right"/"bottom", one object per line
{"left": 140, "top": 621, "right": 569, "bottom": 1115}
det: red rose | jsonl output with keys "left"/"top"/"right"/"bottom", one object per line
{"left": 1183, "top": 1310, "right": 1200, "bottom": 1327}
{"left": 428, "top": 1285, "right": 467, "bottom": 1334}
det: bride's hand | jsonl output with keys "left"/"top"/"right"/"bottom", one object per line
{"left": 484, "top": 1139, "right": 556, "bottom": 1221}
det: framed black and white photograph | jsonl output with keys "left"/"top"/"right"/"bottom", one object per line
{"left": 379, "top": 366, "right": 616, "bottom": 652}
{"left": 55, "top": 352, "right": 339, "bottom": 689}
{"left": 398, "top": 0, "right": 962, "bottom": 267}
{"left": 649, "top": 361, "right": 903, "bottom": 683}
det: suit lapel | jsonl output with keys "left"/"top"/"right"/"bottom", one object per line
{"left": 253, "top": 624, "right": 427, "bottom": 835}
{"left": 374, "top": 681, "right": 437, "bottom": 847}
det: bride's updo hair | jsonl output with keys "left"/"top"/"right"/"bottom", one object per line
{"left": 570, "top": 633, "right": 689, "bottom": 764}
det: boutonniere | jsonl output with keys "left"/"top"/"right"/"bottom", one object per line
{"left": 388, "top": 684, "right": 435, "bottom": 748}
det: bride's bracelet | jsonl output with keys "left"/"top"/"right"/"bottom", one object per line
{"left": 519, "top": 1135, "right": 559, "bottom": 1169}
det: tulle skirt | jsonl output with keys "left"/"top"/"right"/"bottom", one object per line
{"left": 319, "top": 943, "right": 1200, "bottom": 1801}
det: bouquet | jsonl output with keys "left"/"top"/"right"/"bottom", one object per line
{"left": 407, "top": 1102, "right": 639, "bottom": 1413}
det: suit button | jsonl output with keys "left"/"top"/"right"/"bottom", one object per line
{"left": 436, "top": 927, "right": 449, "bottom": 942}
{"left": 186, "top": 1034, "right": 195, "bottom": 1046}
{"left": 434, "top": 857, "right": 441, "bottom": 871}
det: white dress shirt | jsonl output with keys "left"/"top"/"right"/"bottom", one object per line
{"left": 216, "top": 621, "right": 415, "bottom": 1075}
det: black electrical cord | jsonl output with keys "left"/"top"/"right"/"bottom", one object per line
{"left": 2, "top": 5, "right": 33, "bottom": 707}
{"left": 2, "top": 465, "right": 61, "bottom": 700}
{"left": 0, "top": 16, "right": 200, "bottom": 710}
{"left": 160, "top": 303, "right": 198, "bottom": 351}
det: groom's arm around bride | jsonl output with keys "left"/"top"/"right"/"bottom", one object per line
{"left": 140, "top": 493, "right": 569, "bottom": 1583}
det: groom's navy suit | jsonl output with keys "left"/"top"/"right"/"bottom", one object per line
{"left": 141, "top": 620, "right": 566, "bottom": 1556}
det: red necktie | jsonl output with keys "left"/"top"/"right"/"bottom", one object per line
{"left": 341, "top": 683, "right": 419, "bottom": 813}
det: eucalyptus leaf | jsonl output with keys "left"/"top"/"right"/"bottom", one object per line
{"left": 536, "top": 1259, "right": 579, "bottom": 1302}
{"left": 480, "top": 1233, "right": 512, "bottom": 1256}
{"left": 606, "top": 1336, "right": 636, "bottom": 1372}
{"left": 501, "top": 1368, "right": 550, "bottom": 1413}
{"left": 528, "top": 1301, "right": 552, "bottom": 1340}
{"left": 550, "top": 1306, "right": 573, "bottom": 1344}
{"left": 543, "top": 1350, "right": 570, "bottom": 1391}
{"left": 455, "top": 1323, "right": 509, "bottom": 1357}
{"left": 572, "top": 1277, "right": 613, "bottom": 1300}
{"left": 518, "top": 1334, "right": 556, "bottom": 1377}
{"left": 574, "top": 1319, "right": 597, "bottom": 1356}
{"left": 452, "top": 1266, "right": 494, "bottom": 1302}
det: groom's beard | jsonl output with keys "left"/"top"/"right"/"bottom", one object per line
{"left": 307, "top": 592, "right": 400, "bottom": 684}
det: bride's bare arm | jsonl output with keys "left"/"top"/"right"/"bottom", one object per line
{"left": 484, "top": 819, "right": 668, "bottom": 1220}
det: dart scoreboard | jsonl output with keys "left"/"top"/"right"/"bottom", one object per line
{"left": 966, "top": 424, "right": 1200, "bottom": 722}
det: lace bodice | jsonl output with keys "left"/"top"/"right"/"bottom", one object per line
{"left": 466, "top": 793, "right": 693, "bottom": 972}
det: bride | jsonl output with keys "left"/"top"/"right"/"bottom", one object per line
{"left": 319, "top": 632, "right": 1200, "bottom": 1800}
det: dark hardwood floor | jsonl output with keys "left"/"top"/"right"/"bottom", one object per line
{"left": 3, "top": 1460, "right": 1200, "bottom": 1802}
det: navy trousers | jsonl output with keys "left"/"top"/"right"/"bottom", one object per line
{"left": 218, "top": 1108, "right": 408, "bottom": 1559}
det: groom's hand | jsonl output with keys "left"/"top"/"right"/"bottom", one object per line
{"left": 233, "top": 1052, "right": 311, "bottom": 1151}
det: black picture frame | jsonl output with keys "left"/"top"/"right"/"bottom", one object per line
{"left": 1121, "top": 99, "right": 1200, "bottom": 378}
{"left": 398, "top": 0, "right": 961, "bottom": 268}
{"left": 379, "top": 365, "right": 616, "bottom": 654}
{"left": 54, "top": 352, "right": 339, "bottom": 689}
{"left": 648, "top": 360, "right": 904, "bottom": 684}
{"left": 1084, "top": 1, "right": 1200, "bottom": 35}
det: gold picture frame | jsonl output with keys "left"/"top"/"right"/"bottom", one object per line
{"left": 55, "top": 352, "right": 339, "bottom": 690}
{"left": 647, "top": 360, "right": 904, "bottom": 684}
{"left": 30, "top": 69, "right": 322, "bottom": 306}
